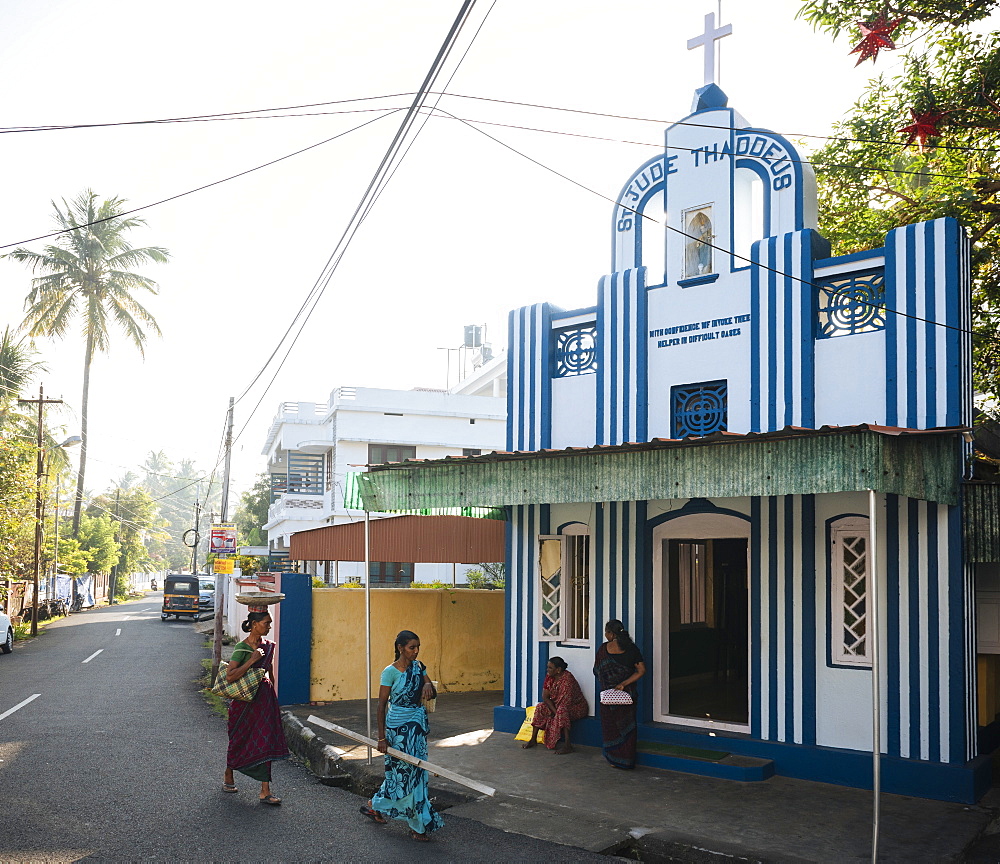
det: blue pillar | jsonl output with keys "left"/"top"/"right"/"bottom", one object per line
{"left": 276, "top": 572, "right": 312, "bottom": 705}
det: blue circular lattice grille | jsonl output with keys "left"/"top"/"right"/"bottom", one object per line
{"left": 672, "top": 380, "right": 728, "bottom": 438}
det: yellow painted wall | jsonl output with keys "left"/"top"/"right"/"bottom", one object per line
{"left": 310, "top": 588, "right": 504, "bottom": 702}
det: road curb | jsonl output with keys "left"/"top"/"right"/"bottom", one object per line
{"left": 281, "top": 711, "right": 353, "bottom": 788}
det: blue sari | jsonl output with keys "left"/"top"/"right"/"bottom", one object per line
{"left": 371, "top": 660, "right": 444, "bottom": 835}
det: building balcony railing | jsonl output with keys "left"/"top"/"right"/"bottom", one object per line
{"left": 267, "top": 494, "right": 328, "bottom": 524}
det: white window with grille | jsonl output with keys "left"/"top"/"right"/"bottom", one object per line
{"left": 538, "top": 525, "right": 591, "bottom": 645}
{"left": 830, "top": 517, "right": 871, "bottom": 667}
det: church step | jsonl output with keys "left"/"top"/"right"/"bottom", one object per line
{"left": 636, "top": 741, "right": 774, "bottom": 781}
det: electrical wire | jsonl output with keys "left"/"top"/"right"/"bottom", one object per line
{"left": 228, "top": 0, "right": 487, "bottom": 437}
{"left": 437, "top": 91, "right": 1000, "bottom": 156}
{"left": 0, "top": 93, "right": 415, "bottom": 134}
{"left": 425, "top": 108, "right": 999, "bottom": 184}
{"left": 0, "top": 110, "right": 401, "bottom": 252}
{"left": 440, "top": 106, "right": 1000, "bottom": 343}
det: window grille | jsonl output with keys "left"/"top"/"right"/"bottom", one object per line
{"left": 817, "top": 270, "right": 886, "bottom": 338}
{"left": 538, "top": 538, "right": 563, "bottom": 640}
{"left": 368, "top": 444, "right": 416, "bottom": 465}
{"left": 270, "top": 473, "right": 287, "bottom": 503}
{"left": 671, "top": 380, "right": 728, "bottom": 438}
{"left": 287, "top": 452, "right": 324, "bottom": 495}
{"left": 830, "top": 518, "right": 870, "bottom": 667}
{"left": 552, "top": 325, "right": 597, "bottom": 378}
{"left": 538, "top": 528, "right": 590, "bottom": 643}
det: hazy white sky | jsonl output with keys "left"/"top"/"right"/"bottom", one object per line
{"left": 0, "top": 0, "right": 901, "bottom": 505}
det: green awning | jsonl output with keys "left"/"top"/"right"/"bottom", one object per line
{"left": 357, "top": 426, "right": 965, "bottom": 511}
{"left": 341, "top": 470, "right": 504, "bottom": 520}
{"left": 963, "top": 483, "right": 1000, "bottom": 563}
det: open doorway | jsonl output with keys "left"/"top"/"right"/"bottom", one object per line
{"left": 666, "top": 539, "right": 748, "bottom": 725}
{"left": 651, "top": 511, "right": 750, "bottom": 731}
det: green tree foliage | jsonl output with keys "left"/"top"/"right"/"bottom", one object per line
{"left": 0, "top": 435, "right": 37, "bottom": 583}
{"left": 139, "top": 450, "right": 220, "bottom": 571}
{"left": 44, "top": 535, "right": 91, "bottom": 576}
{"left": 235, "top": 473, "right": 270, "bottom": 545}
{"left": 798, "top": 2, "right": 1000, "bottom": 398}
{"left": 76, "top": 513, "right": 119, "bottom": 575}
{"left": 88, "top": 488, "right": 161, "bottom": 593}
{"left": 8, "top": 190, "right": 169, "bottom": 535}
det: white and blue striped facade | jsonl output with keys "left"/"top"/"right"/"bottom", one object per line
{"left": 498, "top": 88, "right": 985, "bottom": 802}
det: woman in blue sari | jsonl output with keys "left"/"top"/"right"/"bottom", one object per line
{"left": 360, "top": 629, "right": 443, "bottom": 841}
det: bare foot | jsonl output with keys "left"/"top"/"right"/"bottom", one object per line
{"left": 521, "top": 740, "right": 537, "bottom": 749}
{"left": 555, "top": 744, "right": 574, "bottom": 754}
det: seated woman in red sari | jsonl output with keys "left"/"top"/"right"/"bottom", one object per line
{"left": 521, "top": 657, "right": 588, "bottom": 754}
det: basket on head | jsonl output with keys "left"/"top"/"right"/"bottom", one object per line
{"left": 235, "top": 591, "right": 286, "bottom": 610}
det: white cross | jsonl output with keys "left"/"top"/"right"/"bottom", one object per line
{"left": 687, "top": 12, "right": 733, "bottom": 87}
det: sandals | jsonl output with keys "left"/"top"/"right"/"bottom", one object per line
{"left": 259, "top": 794, "right": 282, "bottom": 805}
{"left": 410, "top": 830, "right": 430, "bottom": 842}
{"left": 222, "top": 782, "right": 238, "bottom": 793}
{"left": 360, "top": 804, "right": 387, "bottom": 824}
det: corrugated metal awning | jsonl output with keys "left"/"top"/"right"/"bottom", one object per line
{"left": 288, "top": 514, "right": 505, "bottom": 563}
{"left": 963, "top": 483, "right": 1000, "bottom": 563}
{"left": 357, "top": 425, "right": 966, "bottom": 510}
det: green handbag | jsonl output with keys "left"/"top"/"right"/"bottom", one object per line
{"left": 212, "top": 661, "right": 265, "bottom": 702}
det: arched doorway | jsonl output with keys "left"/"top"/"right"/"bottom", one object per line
{"left": 652, "top": 511, "right": 750, "bottom": 731}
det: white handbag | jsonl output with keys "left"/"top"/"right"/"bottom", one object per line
{"left": 600, "top": 688, "right": 633, "bottom": 705}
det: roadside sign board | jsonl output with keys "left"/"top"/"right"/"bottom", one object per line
{"left": 210, "top": 523, "right": 237, "bottom": 555}
{"left": 214, "top": 558, "right": 235, "bottom": 574}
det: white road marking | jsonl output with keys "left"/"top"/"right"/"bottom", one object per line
{"left": 0, "top": 694, "right": 40, "bottom": 721}
{"left": 82, "top": 649, "right": 104, "bottom": 664}
{"left": 115, "top": 629, "right": 122, "bottom": 636}
{"left": 122, "top": 616, "right": 130, "bottom": 621}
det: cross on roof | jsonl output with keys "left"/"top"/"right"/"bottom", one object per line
{"left": 687, "top": 12, "right": 733, "bottom": 88}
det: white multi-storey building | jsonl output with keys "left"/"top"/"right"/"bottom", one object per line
{"left": 262, "top": 353, "right": 505, "bottom": 583}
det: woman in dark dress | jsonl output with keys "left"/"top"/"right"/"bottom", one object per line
{"left": 593, "top": 619, "right": 646, "bottom": 769}
{"left": 222, "top": 611, "right": 290, "bottom": 803}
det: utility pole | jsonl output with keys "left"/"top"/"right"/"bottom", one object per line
{"left": 212, "top": 397, "right": 235, "bottom": 681}
{"left": 190, "top": 498, "right": 202, "bottom": 575}
{"left": 18, "top": 384, "right": 63, "bottom": 637}
{"left": 108, "top": 488, "right": 122, "bottom": 604}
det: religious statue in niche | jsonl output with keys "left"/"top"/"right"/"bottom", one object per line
{"left": 683, "top": 206, "right": 714, "bottom": 277}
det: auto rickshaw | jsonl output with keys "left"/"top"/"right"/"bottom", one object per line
{"left": 161, "top": 574, "right": 201, "bottom": 621}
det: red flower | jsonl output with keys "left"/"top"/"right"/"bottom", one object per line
{"left": 850, "top": 17, "right": 904, "bottom": 66}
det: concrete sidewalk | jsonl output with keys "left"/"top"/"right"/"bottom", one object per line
{"left": 284, "top": 692, "right": 1000, "bottom": 862}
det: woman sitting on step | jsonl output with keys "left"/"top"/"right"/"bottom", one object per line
{"left": 522, "top": 657, "right": 588, "bottom": 754}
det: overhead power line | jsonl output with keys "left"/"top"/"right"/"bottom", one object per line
{"left": 0, "top": 110, "right": 400, "bottom": 252}
{"left": 228, "top": 0, "right": 488, "bottom": 436}
{"left": 441, "top": 106, "right": 1000, "bottom": 344}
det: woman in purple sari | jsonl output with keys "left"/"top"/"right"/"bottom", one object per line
{"left": 594, "top": 619, "right": 646, "bottom": 769}
{"left": 222, "top": 611, "right": 289, "bottom": 804}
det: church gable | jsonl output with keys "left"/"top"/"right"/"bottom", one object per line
{"left": 509, "top": 67, "right": 970, "bottom": 451}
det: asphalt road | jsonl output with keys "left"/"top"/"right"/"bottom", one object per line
{"left": 0, "top": 597, "right": 609, "bottom": 863}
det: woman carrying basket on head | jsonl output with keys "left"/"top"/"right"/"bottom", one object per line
{"left": 359, "top": 630, "right": 443, "bottom": 841}
{"left": 222, "top": 610, "right": 289, "bottom": 803}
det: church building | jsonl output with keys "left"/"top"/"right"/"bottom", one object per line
{"left": 358, "top": 15, "right": 1000, "bottom": 803}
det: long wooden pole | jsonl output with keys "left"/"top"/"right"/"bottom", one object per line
{"left": 869, "top": 489, "right": 881, "bottom": 863}
{"left": 306, "top": 715, "right": 495, "bottom": 797}
{"left": 364, "top": 510, "right": 372, "bottom": 765}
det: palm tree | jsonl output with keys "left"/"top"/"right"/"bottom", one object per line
{"left": 8, "top": 190, "right": 169, "bottom": 536}
{"left": 0, "top": 327, "right": 46, "bottom": 427}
